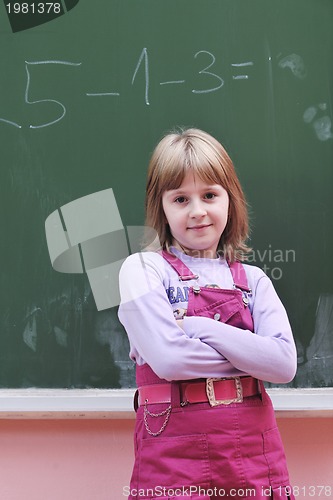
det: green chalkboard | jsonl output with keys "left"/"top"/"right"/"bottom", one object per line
{"left": 0, "top": 0, "right": 332, "bottom": 388}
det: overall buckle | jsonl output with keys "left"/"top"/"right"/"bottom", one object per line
{"left": 206, "top": 377, "right": 243, "bottom": 406}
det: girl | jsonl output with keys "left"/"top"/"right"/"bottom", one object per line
{"left": 118, "top": 128, "right": 297, "bottom": 500}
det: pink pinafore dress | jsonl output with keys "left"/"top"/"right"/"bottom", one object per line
{"left": 129, "top": 251, "right": 294, "bottom": 500}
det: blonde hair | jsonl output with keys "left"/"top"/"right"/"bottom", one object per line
{"left": 145, "top": 128, "right": 251, "bottom": 261}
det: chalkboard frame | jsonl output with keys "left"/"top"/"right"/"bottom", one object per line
{"left": 0, "top": 388, "right": 332, "bottom": 419}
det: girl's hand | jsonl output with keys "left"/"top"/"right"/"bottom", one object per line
{"left": 176, "top": 319, "right": 184, "bottom": 330}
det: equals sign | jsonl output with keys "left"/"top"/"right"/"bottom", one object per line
{"left": 231, "top": 62, "right": 254, "bottom": 80}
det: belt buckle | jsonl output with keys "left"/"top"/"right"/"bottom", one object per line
{"left": 206, "top": 377, "right": 243, "bottom": 406}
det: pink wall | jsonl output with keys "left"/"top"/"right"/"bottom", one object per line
{"left": 0, "top": 418, "right": 331, "bottom": 500}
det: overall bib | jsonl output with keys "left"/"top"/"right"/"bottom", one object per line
{"left": 129, "top": 252, "right": 294, "bottom": 500}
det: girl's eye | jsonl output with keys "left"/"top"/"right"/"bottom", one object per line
{"left": 175, "top": 196, "right": 187, "bottom": 204}
{"left": 204, "top": 192, "right": 216, "bottom": 199}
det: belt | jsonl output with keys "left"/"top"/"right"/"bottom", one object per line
{"left": 138, "top": 376, "right": 260, "bottom": 408}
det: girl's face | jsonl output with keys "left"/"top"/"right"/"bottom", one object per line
{"left": 162, "top": 171, "right": 229, "bottom": 258}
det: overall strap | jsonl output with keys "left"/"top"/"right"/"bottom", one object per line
{"left": 161, "top": 250, "right": 198, "bottom": 281}
{"left": 228, "top": 260, "right": 252, "bottom": 293}
{"left": 161, "top": 250, "right": 251, "bottom": 292}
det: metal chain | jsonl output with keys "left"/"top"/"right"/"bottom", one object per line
{"left": 143, "top": 400, "right": 172, "bottom": 437}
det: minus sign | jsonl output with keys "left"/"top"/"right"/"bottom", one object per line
{"left": 232, "top": 75, "right": 249, "bottom": 80}
{"left": 231, "top": 62, "right": 254, "bottom": 67}
{"left": 86, "top": 92, "right": 120, "bottom": 96}
{"left": 160, "top": 80, "right": 185, "bottom": 85}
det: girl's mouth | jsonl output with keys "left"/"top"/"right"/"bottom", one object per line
{"left": 188, "top": 224, "right": 212, "bottom": 231}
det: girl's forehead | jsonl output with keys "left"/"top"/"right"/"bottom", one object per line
{"left": 169, "top": 167, "right": 223, "bottom": 188}
{"left": 158, "top": 147, "right": 227, "bottom": 191}
{"left": 177, "top": 171, "right": 216, "bottom": 187}
{"left": 164, "top": 171, "right": 223, "bottom": 194}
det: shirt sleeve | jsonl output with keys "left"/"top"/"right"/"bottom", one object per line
{"left": 118, "top": 252, "right": 237, "bottom": 381}
{"left": 183, "top": 274, "right": 297, "bottom": 384}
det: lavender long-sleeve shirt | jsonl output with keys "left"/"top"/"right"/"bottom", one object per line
{"left": 118, "top": 247, "right": 297, "bottom": 384}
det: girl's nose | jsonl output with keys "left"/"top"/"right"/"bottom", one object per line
{"left": 189, "top": 200, "right": 207, "bottom": 218}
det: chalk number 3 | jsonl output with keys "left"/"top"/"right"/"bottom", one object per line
{"left": 192, "top": 50, "right": 224, "bottom": 94}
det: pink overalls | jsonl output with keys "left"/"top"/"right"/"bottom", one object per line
{"left": 129, "top": 252, "right": 294, "bottom": 500}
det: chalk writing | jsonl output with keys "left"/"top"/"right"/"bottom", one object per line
{"left": 86, "top": 92, "right": 120, "bottom": 97}
{"left": 25, "top": 60, "right": 82, "bottom": 129}
{"left": 131, "top": 47, "right": 150, "bottom": 105}
{"left": 0, "top": 48, "right": 331, "bottom": 139}
{"left": 160, "top": 80, "right": 185, "bottom": 86}
{"left": 231, "top": 61, "right": 254, "bottom": 80}
{"left": 0, "top": 117, "right": 21, "bottom": 128}
{"left": 0, "top": 48, "right": 252, "bottom": 126}
{"left": 192, "top": 50, "right": 224, "bottom": 94}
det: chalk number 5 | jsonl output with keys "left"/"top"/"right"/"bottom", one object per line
{"left": 25, "top": 60, "right": 81, "bottom": 129}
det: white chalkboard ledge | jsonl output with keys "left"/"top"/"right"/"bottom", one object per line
{"left": 0, "top": 388, "right": 332, "bottom": 419}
